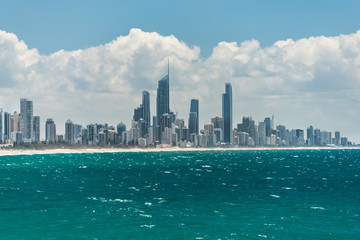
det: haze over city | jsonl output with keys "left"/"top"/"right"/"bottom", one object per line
{"left": 0, "top": 1, "right": 360, "bottom": 142}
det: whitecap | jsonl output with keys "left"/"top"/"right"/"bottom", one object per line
{"left": 129, "top": 187, "right": 140, "bottom": 191}
{"left": 311, "top": 206, "right": 326, "bottom": 210}
{"left": 140, "top": 225, "right": 156, "bottom": 228}
{"left": 270, "top": 195, "right": 280, "bottom": 198}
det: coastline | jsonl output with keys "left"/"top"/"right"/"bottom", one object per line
{"left": 0, "top": 146, "right": 359, "bottom": 156}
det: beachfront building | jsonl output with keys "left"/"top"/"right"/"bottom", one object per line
{"left": 20, "top": 98, "right": 33, "bottom": 143}
{"left": 65, "top": 120, "right": 74, "bottom": 144}
{"left": 222, "top": 83, "right": 232, "bottom": 144}
{"left": 45, "top": 118, "right": 56, "bottom": 143}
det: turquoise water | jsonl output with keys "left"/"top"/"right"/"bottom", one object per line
{"left": 0, "top": 149, "right": 359, "bottom": 239}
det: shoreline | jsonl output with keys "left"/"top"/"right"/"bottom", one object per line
{"left": 0, "top": 146, "right": 359, "bottom": 156}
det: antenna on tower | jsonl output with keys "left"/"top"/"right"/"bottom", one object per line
{"left": 168, "top": 57, "right": 169, "bottom": 77}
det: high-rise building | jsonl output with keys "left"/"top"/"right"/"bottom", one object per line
{"left": 65, "top": 120, "right": 74, "bottom": 144}
{"left": 335, "top": 131, "right": 340, "bottom": 146}
{"left": 258, "top": 122, "right": 266, "bottom": 146}
{"left": 87, "top": 124, "right": 96, "bottom": 145}
{"left": 33, "top": 116, "right": 40, "bottom": 143}
{"left": 74, "top": 124, "right": 82, "bottom": 141}
{"left": 45, "top": 118, "right": 56, "bottom": 143}
{"left": 188, "top": 112, "right": 197, "bottom": 136}
{"left": 81, "top": 128, "right": 89, "bottom": 145}
{"left": 133, "top": 104, "right": 144, "bottom": 122}
{"left": 276, "top": 125, "right": 286, "bottom": 141}
{"left": 237, "top": 117, "right": 256, "bottom": 143}
{"left": 20, "top": 99, "right": 33, "bottom": 142}
{"left": 222, "top": 83, "right": 232, "bottom": 143}
{"left": 307, "top": 126, "right": 314, "bottom": 146}
{"left": 142, "top": 90, "right": 150, "bottom": 135}
{"left": 4, "top": 112, "right": 11, "bottom": 141}
{"left": 0, "top": 108, "right": 3, "bottom": 143}
{"left": 314, "top": 128, "right": 321, "bottom": 146}
{"left": 264, "top": 117, "right": 272, "bottom": 137}
{"left": 11, "top": 111, "right": 20, "bottom": 142}
{"left": 189, "top": 99, "right": 199, "bottom": 135}
{"left": 295, "top": 129, "right": 304, "bottom": 145}
{"left": 211, "top": 116, "right": 223, "bottom": 131}
{"left": 204, "top": 123, "right": 214, "bottom": 135}
{"left": 160, "top": 114, "right": 172, "bottom": 133}
{"left": 156, "top": 63, "right": 170, "bottom": 141}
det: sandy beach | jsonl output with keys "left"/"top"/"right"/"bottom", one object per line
{"left": 0, "top": 146, "right": 358, "bottom": 156}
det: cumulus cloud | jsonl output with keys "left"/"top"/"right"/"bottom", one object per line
{"left": 0, "top": 28, "right": 360, "bottom": 141}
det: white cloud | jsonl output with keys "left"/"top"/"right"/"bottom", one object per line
{"left": 0, "top": 28, "right": 360, "bottom": 142}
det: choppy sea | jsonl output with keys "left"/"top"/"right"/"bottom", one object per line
{"left": 0, "top": 149, "right": 359, "bottom": 239}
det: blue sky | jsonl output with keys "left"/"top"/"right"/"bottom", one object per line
{"left": 1, "top": 0, "right": 360, "bottom": 57}
{"left": 1, "top": 0, "right": 360, "bottom": 142}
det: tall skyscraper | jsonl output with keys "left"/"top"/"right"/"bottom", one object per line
{"left": 307, "top": 125, "right": 314, "bottom": 146}
{"left": 33, "top": 116, "right": 40, "bottom": 143}
{"left": 3, "top": 112, "right": 11, "bottom": 141}
{"left": 188, "top": 112, "right": 197, "bottom": 136}
{"left": 74, "top": 124, "right": 82, "bottom": 140}
{"left": 222, "top": 83, "right": 232, "bottom": 144}
{"left": 335, "top": 130, "right": 340, "bottom": 146}
{"left": 81, "top": 128, "right": 89, "bottom": 145}
{"left": 65, "top": 120, "right": 74, "bottom": 144}
{"left": 0, "top": 108, "right": 3, "bottom": 143}
{"left": 156, "top": 62, "right": 170, "bottom": 140}
{"left": 45, "top": 118, "right": 56, "bottom": 143}
{"left": 87, "top": 124, "right": 96, "bottom": 145}
{"left": 258, "top": 122, "right": 266, "bottom": 145}
{"left": 142, "top": 90, "right": 150, "bottom": 135}
{"left": 20, "top": 98, "right": 33, "bottom": 142}
{"left": 189, "top": 99, "right": 199, "bottom": 135}
{"left": 264, "top": 117, "right": 272, "bottom": 137}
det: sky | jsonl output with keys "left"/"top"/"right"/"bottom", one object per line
{"left": 0, "top": 0, "right": 360, "bottom": 142}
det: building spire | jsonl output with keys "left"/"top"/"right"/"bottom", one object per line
{"left": 167, "top": 57, "right": 169, "bottom": 77}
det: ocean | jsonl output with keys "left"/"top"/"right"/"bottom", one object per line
{"left": 0, "top": 149, "right": 359, "bottom": 239}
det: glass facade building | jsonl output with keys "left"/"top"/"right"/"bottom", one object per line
{"left": 222, "top": 83, "right": 232, "bottom": 144}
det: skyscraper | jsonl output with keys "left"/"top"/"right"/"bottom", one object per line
{"left": 20, "top": 99, "right": 33, "bottom": 142}
{"left": 142, "top": 90, "right": 150, "bottom": 135}
{"left": 3, "top": 112, "right": 11, "bottom": 141}
{"left": 33, "top": 116, "right": 40, "bottom": 143}
{"left": 258, "top": 122, "right": 266, "bottom": 146}
{"left": 81, "top": 128, "right": 89, "bottom": 145}
{"left": 188, "top": 112, "right": 197, "bottom": 137}
{"left": 0, "top": 108, "right": 3, "bottom": 143}
{"left": 156, "top": 63, "right": 170, "bottom": 141}
{"left": 307, "top": 125, "right": 314, "bottom": 146}
{"left": 65, "top": 120, "right": 74, "bottom": 144}
{"left": 264, "top": 117, "right": 272, "bottom": 137}
{"left": 335, "top": 130, "right": 340, "bottom": 146}
{"left": 45, "top": 118, "right": 56, "bottom": 143}
{"left": 189, "top": 99, "right": 199, "bottom": 135}
{"left": 222, "top": 83, "right": 232, "bottom": 144}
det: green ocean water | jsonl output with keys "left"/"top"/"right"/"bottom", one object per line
{"left": 0, "top": 149, "right": 359, "bottom": 239}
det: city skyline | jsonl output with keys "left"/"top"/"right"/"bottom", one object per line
{"left": 0, "top": 2, "right": 360, "bottom": 142}
{"left": 0, "top": 79, "right": 354, "bottom": 148}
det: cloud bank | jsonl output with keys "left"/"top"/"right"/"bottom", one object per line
{"left": 0, "top": 28, "right": 360, "bottom": 141}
